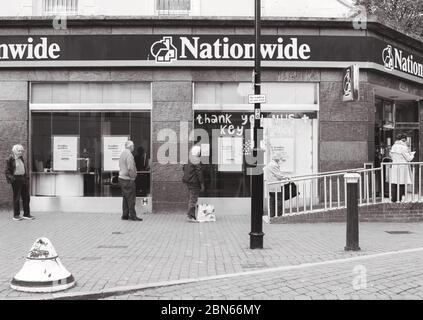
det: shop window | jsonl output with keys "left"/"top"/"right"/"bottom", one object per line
{"left": 156, "top": 0, "right": 191, "bottom": 15}
{"left": 31, "top": 82, "right": 151, "bottom": 104}
{"left": 31, "top": 111, "right": 151, "bottom": 198}
{"left": 194, "top": 111, "right": 318, "bottom": 198}
{"left": 395, "top": 101, "right": 418, "bottom": 123}
{"left": 194, "top": 82, "right": 318, "bottom": 107}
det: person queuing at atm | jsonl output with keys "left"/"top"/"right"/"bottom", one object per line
{"left": 119, "top": 140, "right": 143, "bottom": 221}
{"left": 182, "top": 145, "right": 205, "bottom": 222}
{"left": 4, "top": 144, "right": 35, "bottom": 221}
{"left": 389, "top": 133, "right": 415, "bottom": 203}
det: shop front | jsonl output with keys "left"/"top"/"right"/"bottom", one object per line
{"left": 29, "top": 82, "right": 152, "bottom": 213}
{"left": 1, "top": 18, "right": 423, "bottom": 214}
{"left": 193, "top": 82, "right": 319, "bottom": 213}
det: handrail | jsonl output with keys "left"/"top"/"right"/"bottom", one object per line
{"left": 267, "top": 167, "right": 381, "bottom": 185}
{"left": 265, "top": 162, "right": 423, "bottom": 219}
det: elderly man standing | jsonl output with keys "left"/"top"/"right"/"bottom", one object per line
{"left": 182, "top": 145, "right": 205, "bottom": 221}
{"left": 265, "top": 152, "right": 287, "bottom": 218}
{"left": 5, "top": 144, "right": 34, "bottom": 221}
{"left": 119, "top": 140, "right": 142, "bottom": 221}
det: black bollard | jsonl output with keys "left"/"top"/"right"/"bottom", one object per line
{"left": 344, "top": 173, "right": 361, "bottom": 251}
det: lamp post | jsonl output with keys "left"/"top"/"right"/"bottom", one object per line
{"left": 249, "top": 0, "right": 264, "bottom": 249}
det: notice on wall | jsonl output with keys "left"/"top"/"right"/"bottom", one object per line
{"left": 270, "top": 138, "right": 295, "bottom": 173}
{"left": 218, "top": 136, "right": 243, "bottom": 172}
{"left": 53, "top": 136, "right": 78, "bottom": 171}
{"left": 201, "top": 143, "right": 210, "bottom": 157}
{"left": 103, "top": 136, "right": 128, "bottom": 171}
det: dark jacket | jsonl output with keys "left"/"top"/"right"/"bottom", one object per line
{"left": 182, "top": 162, "right": 204, "bottom": 188}
{"left": 5, "top": 155, "right": 28, "bottom": 184}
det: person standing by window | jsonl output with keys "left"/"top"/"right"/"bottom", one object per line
{"left": 389, "top": 133, "right": 415, "bottom": 202}
{"left": 119, "top": 140, "right": 143, "bottom": 221}
{"left": 5, "top": 144, "right": 34, "bottom": 221}
{"left": 182, "top": 145, "right": 205, "bottom": 221}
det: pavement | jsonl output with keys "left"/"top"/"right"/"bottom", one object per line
{"left": 0, "top": 209, "right": 422, "bottom": 300}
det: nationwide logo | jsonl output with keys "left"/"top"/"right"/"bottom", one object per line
{"left": 0, "top": 37, "right": 61, "bottom": 60}
{"left": 382, "top": 45, "right": 394, "bottom": 71}
{"left": 150, "top": 37, "right": 177, "bottom": 63}
{"left": 343, "top": 68, "right": 352, "bottom": 96}
{"left": 151, "top": 36, "right": 311, "bottom": 63}
{"left": 382, "top": 44, "right": 423, "bottom": 78}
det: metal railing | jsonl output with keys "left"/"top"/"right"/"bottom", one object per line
{"left": 266, "top": 162, "right": 423, "bottom": 218}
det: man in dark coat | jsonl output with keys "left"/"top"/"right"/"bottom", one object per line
{"left": 182, "top": 145, "right": 205, "bottom": 221}
{"left": 5, "top": 144, "right": 34, "bottom": 221}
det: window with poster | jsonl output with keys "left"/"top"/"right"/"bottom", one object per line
{"left": 193, "top": 111, "right": 318, "bottom": 197}
{"left": 30, "top": 82, "right": 151, "bottom": 198}
{"left": 194, "top": 112, "right": 252, "bottom": 197}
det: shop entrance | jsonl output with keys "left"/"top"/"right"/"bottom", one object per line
{"left": 375, "top": 98, "right": 419, "bottom": 166}
{"left": 374, "top": 96, "right": 420, "bottom": 197}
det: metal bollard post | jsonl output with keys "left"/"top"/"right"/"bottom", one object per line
{"left": 344, "top": 173, "right": 361, "bottom": 251}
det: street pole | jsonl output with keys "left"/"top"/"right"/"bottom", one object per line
{"left": 249, "top": 0, "right": 264, "bottom": 249}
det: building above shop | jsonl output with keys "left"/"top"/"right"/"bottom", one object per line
{"left": 2, "top": 0, "right": 356, "bottom": 18}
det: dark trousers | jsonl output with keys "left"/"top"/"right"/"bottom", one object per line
{"left": 119, "top": 178, "right": 137, "bottom": 218}
{"left": 12, "top": 176, "right": 30, "bottom": 217}
{"left": 187, "top": 187, "right": 200, "bottom": 210}
{"left": 391, "top": 184, "right": 406, "bottom": 203}
{"left": 269, "top": 192, "right": 283, "bottom": 218}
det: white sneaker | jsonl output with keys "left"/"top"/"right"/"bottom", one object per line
{"left": 12, "top": 216, "right": 23, "bottom": 221}
{"left": 22, "top": 215, "right": 35, "bottom": 220}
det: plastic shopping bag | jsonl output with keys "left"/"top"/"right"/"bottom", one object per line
{"left": 195, "top": 204, "right": 216, "bottom": 222}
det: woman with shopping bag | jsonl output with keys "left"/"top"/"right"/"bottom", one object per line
{"left": 389, "top": 133, "right": 415, "bottom": 202}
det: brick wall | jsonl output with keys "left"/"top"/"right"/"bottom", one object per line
{"left": 272, "top": 202, "right": 423, "bottom": 224}
{"left": 319, "top": 70, "right": 375, "bottom": 173}
{"left": 0, "top": 73, "right": 28, "bottom": 208}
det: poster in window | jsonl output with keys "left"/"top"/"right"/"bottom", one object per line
{"left": 270, "top": 138, "right": 295, "bottom": 173}
{"left": 218, "top": 136, "right": 243, "bottom": 172}
{"left": 103, "top": 136, "right": 129, "bottom": 171}
{"left": 52, "top": 136, "right": 78, "bottom": 171}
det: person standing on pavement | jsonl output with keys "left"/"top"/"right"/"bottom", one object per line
{"left": 5, "top": 144, "right": 34, "bottom": 221}
{"left": 119, "top": 140, "right": 142, "bottom": 221}
{"left": 182, "top": 145, "right": 205, "bottom": 221}
{"left": 389, "top": 133, "right": 415, "bottom": 203}
{"left": 265, "top": 152, "right": 287, "bottom": 217}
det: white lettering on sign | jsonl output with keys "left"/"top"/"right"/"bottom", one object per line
{"left": 383, "top": 44, "right": 423, "bottom": 79}
{"left": 0, "top": 37, "right": 61, "bottom": 60}
{"left": 179, "top": 36, "right": 311, "bottom": 61}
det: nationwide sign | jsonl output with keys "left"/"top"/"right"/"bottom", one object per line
{"left": 382, "top": 44, "right": 423, "bottom": 78}
{"left": 342, "top": 64, "right": 359, "bottom": 102}
{"left": 0, "top": 35, "right": 422, "bottom": 82}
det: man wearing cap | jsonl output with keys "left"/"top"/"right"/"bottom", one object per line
{"left": 265, "top": 152, "right": 287, "bottom": 218}
{"left": 119, "top": 140, "right": 143, "bottom": 221}
{"left": 5, "top": 144, "right": 34, "bottom": 221}
{"left": 182, "top": 145, "right": 205, "bottom": 221}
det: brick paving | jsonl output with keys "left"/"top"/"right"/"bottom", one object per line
{"left": 0, "top": 209, "right": 422, "bottom": 299}
{"left": 106, "top": 249, "right": 423, "bottom": 300}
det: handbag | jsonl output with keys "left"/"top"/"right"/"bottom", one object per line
{"left": 283, "top": 182, "right": 298, "bottom": 201}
